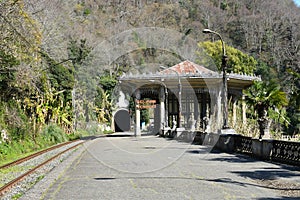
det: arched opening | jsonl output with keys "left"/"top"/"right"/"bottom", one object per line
{"left": 114, "top": 109, "right": 131, "bottom": 132}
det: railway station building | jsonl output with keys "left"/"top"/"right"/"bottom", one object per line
{"left": 118, "top": 60, "right": 260, "bottom": 135}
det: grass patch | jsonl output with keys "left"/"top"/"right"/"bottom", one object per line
{"left": 103, "top": 130, "right": 114, "bottom": 134}
{"left": 12, "top": 192, "right": 22, "bottom": 199}
{"left": 0, "top": 124, "right": 80, "bottom": 166}
{"left": 0, "top": 139, "right": 47, "bottom": 166}
{"left": 29, "top": 174, "right": 45, "bottom": 188}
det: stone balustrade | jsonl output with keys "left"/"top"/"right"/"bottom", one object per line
{"left": 190, "top": 131, "right": 300, "bottom": 166}
{"left": 271, "top": 140, "right": 300, "bottom": 165}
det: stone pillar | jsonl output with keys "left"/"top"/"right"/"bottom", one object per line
{"left": 194, "top": 95, "right": 199, "bottom": 130}
{"left": 201, "top": 93, "right": 207, "bottom": 130}
{"left": 111, "top": 114, "right": 115, "bottom": 132}
{"left": 154, "top": 105, "right": 160, "bottom": 134}
{"left": 134, "top": 89, "right": 141, "bottom": 136}
{"left": 252, "top": 139, "right": 273, "bottom": 160}
{"left": 242, "top": 95, "right": 247, "bottom": 125}
{"left": 160, "top": 101, "right": 165, "bottom": 129}
{"left": 160, "top": 86, "right": 165, "bottom": 130}
{"left": 232, "top": 98, "right": 237, "bottom": 127}
{"left": 135, "top": 108, "right": 141, "bottom": 136}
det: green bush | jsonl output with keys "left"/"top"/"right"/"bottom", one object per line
{"left": 0, "top": 140, "right": 30, "bottom": 164}
{"left": 0, "top": 101, "right": 32, "bottom": 142}
{"left": 0, "top": 123, "right": 72, "bottom": 165}
{"left": 0, "top": 125, "right": 69, "bottom": 165}
{"left": 67, "top": 132, "right": 80, "bottom": 141}
{"left": 42, "top": 124, "right": 68, "bottom": 144}
{"left": 0, "top": 142, "right": 10, "bottom": 157}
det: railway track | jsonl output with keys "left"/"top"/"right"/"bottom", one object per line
{"left": 0, "top": 140, "right": 77, "bottom": 170}
{"left": 0, "top": 140, "right": 84, "bottom": 197}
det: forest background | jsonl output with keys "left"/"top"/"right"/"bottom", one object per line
{"left": 0, "top": 0, "right": 299, "bottom": 162}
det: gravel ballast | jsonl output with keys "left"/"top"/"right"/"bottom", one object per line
{"left": 1, "top": 140, "right": 86, "bottom": 200}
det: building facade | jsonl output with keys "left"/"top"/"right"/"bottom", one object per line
{"left": 118, "top": 60, "right": 260, "bottom": 135}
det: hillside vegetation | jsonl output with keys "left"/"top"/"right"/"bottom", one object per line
{"left": 0, "top": 0, "right": 299, "bottom": 157}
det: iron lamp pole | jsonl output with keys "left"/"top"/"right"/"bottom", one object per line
{"left": 203, "top": 29, "right": 229, "bottom": 129}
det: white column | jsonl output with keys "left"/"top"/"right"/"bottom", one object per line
{"left": 134, "top": 89, "right": 141, "bottom": 136}
{"left": 160, "top": 101, "right": 165, "bottom": 130}
{"left": 160, "top": 86, "right": 166, "bottom": 130}
{"left": 232, "top": 98, "right": 237, "bottom": 127}
{"left": 135, "top": 107, "right": 141, "bottom": 136}
{"left": 242, "top": 95, "right": 247, "bottom": 125}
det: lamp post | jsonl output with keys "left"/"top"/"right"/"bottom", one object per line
{"left": 203, "top": 29, "right": 229, "bottom": 129}
{"left": 160, "top": 66, "right": 182, "bottom": 128}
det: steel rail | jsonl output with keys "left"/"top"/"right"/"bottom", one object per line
{"left": 0, "top": 141, "right": 84, "bottom": 196}
{"left": 0, "top": 140, "right": 78, "bottom": 169}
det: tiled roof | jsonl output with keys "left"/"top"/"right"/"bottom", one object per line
{"left": 160, "top": 60, "right": 216, "bottom": 75}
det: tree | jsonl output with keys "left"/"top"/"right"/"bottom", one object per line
{"left": 0, "top": 0, "right": 41, "bottom": 101}
{"left": 244, "top": 81, "right": 288, "bottom": 139}
{"left": 199, "top": 40, "right": 257, "bottom": 74}
{"left": 99, "top": 73, "right": 118, "bottom": 98}
{"left": 68, "top": 39, "right": 92, "bottom": 71}
{"left": 0, "top": 0, "right": 43, "bottom": 141}
{"left": 95, "top": 88, "right": 112, "bottom": 125}
{"left": 66, "top": 38, "right": 93, "bottom": 129}
{"left": 94, "top": 71, "right": 118, "bottom": 127}
{"left": 286, "top": 70, "right": 300, "bottom": 135}
{"left": 41, "top": 52, "right": 74, "bottom": 100}
{"left": 0, "top": 50, "right": 19, "bottom": 101}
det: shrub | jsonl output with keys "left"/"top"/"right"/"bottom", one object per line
{"left": 42, "top": 124, "right": 68, "bottom": 144}
{"left": 67, "top": 132, "right": 80, "bottom": 141}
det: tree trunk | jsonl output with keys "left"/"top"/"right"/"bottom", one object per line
{"left": 258, "top": 117, "right": 270, "bottom": 139}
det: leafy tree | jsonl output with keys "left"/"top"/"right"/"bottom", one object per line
{"left": 67, "top": 39, "right": 91, "bottom": 71}
{"left": 199, "top": 41, "right": 257, "bottom": 74}
{"left": 41, "top": 52, "right": 75, "bottom": 101}
{"left": 286, "top": 70, "right": 300, "bottom": 135}
{"left": 94, "top": 87, "right": 112, "bottom": 124}
{"left": 0, "top": 0, "right": 42, "bottom": 141}
{"left": 0, "top": 0, "right": 41, "bottom": 62}
{"left": 141, "top": 109, "right": 150, "bottom": 126}
{"left": 244, "top": 81, "right": 288, "bottom": 138}
{"left": 0, "top": 50, "right": 19, "bottom": 101}
{"left": 0, "top": 0, "right": 41, "bottom": 100}
{"left": 255, "top": 60, "right": 278, "bottom": 82}
{"left": 99, "top": 73, "right": 118, "bottom": 98}
{"left": 94, "top": 71, "right": 118, "bottom": 126}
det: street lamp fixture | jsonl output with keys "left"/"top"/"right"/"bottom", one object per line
{"left": 160, "top": 66, "right": 182, "bottom": 128}
{"left": 203, "top": 29, "right": 229, "bottom": 129}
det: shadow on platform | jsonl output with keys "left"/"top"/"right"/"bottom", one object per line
{"left": 105, "top": 131, "right": 156, "bottom": 137}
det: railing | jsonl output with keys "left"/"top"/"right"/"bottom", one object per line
{"left": 235, "top": 135, "right": 253, "bottom": 155}
{"left": 271, "top": 140, "right": 300, "bottom": 166}
{"left": 191, "top": 131, "right": 300, "bottom": 166}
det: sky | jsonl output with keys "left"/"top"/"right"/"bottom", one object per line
{"left": 294, "top": 0, "right": 300, "bottom": 7}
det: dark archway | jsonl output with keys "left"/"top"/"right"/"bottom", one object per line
{"left": 114, "top": 109, "right": 131, "bottom": 132}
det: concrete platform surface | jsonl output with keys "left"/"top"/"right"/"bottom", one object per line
{"left": 22, "top": 134, "right": 300, "bottom": 200}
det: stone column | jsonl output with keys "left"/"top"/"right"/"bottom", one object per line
{"left": 135, "top": 89, "right": 141, "bottom": 136}
{"left": 135, "top": 108, "right": 141, "bottom": 136}
{"left": 194, "top": 95, "right": 199, "bottom": 130}
{"left": 201, "top": 93, "right": 207, "bottom": 130}
{"left": 232, "top": 98, "right": 237, "bottom": 127}
{"left": 153, "top": 105, "right": 160, "bottom": 134}
{"left": 160, "top": 86, "right": 165, "bottom": 130}
{"left": 242, "top": 94, "right": 247, "bottom": 125}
